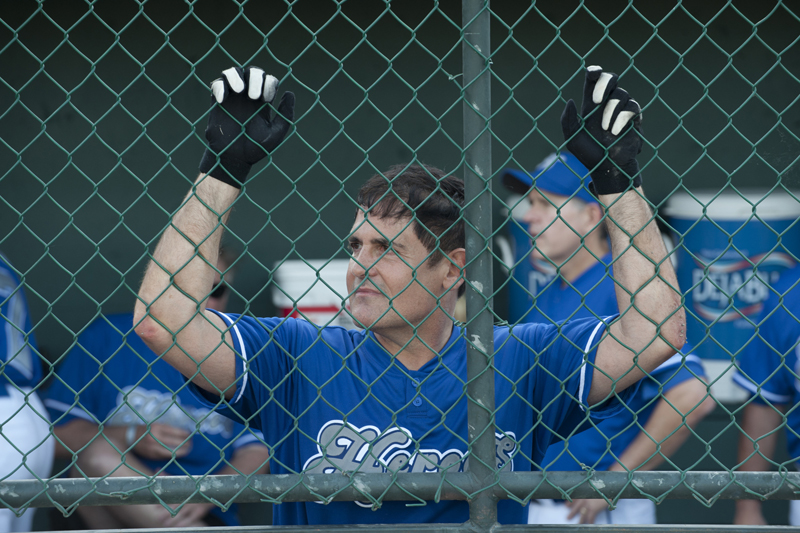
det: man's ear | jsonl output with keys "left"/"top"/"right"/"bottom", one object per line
{"left": 444, "top": 248, "right": 466, "bottom": 293}
{"left": 585, "top": 203, "right": 605, "bottom": 230}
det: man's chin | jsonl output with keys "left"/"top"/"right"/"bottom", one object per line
{"left": 350, "top": 308, "right": 401, "bottom": 332}
{"left": 349, "top": 310, "right": 381, "bottom": 330}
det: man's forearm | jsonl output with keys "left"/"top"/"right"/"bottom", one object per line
{"left": 606, "top": 189, "right": 684, "bottom": 345}
{"left": 54, "top": 419, "right": 101, "bottom": 459}
{"left": 134, "top": 174, "right": 239, "bottom": 386}
{"left": 612, "top": 380, "right": 713, "bottom": 472}
{"left": 215, "top": 444, "right": 270, "bottom": 476}
{"left": 599, "top": 190, "right": 685, "bottom": 389}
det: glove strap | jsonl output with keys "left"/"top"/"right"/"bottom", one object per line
{"left": 199, "top": 149, "right": 251, "bottom": 189}
{"left": 590, "top": 168, "right": 642, "bottom": 196}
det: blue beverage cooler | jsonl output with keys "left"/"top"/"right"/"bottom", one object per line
{"left": 664, "top": 190, "right": 800, "bottom": 361}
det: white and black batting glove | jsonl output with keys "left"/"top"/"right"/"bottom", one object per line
{"left": 561, "top": 66, "right": 643, "bottom": 195}
{"left": 199, "top": 66, "right": 295, "bottom": 188}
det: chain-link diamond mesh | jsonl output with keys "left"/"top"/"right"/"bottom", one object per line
{"left": 1, "top": 1, "right": 800, "bottom": 531}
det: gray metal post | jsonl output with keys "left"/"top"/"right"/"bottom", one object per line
{"left": 462, "top": 0, "right": 495, "bottom": 530}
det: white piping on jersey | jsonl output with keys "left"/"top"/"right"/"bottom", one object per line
{"left": 44, "top": 399, "right": 94, "bottom": 421}
{"left": 215, "top": 312, "right": 248, "bottom": 405}
{"left": 578, "top": 319, "right": 608, "bottom": 412}
{"left": 655, "top": 352, "right": 704, "bottom": 373}
{"left": 731, "top": 371, "right": 791, "bottom": 404}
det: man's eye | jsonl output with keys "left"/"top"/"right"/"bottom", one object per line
{"left": 348, "top": 242, "right": 361, "bottom": 252}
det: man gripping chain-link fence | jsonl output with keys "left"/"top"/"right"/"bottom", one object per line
{"left": 501, "top": 155, "right": 714, "bottom": 525}
{"left": 132, "top": 65, "right": 687, "bottom": 526}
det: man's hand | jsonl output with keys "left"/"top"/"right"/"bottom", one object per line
{"left": 199, "top": 66, "right": 296, "bottom": 188}
{"left": 561, "top": 65, "right": 643, "bottom": 195}
{"left": 128, "top": 423, "right": 192, "bottom": 460}
{"left": 566, "top": 498, "right": 609, "bottom": 524}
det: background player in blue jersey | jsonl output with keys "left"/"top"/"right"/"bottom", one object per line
{"left": 131, "top": 65, "right": 686, "bottom": 525}
{"left": 733, "top": 264, "right": 800, "bottom": 525}
{"left": 502, "top": 158, "right": 714, "bottom": 524}
{"left": 503, "top": 152, "right": 614, "bottom": 325}
{"left": 45, "top": 253, "right": 269, "bottom": 529}
{"left": 0, "top": 253, "right": 54, "bottom": 532}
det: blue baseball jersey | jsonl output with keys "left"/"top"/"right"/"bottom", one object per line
{"left": 188, "top": 312, "right": 634, "bottom": 525}
{"left": 0, "top": 254, "right": 42, "bottom": 393}
{"left": 521, "top": 254, "right": 706, "bottom": 472}
{"left": 520, "top": 253, "right": 618, "bottom": 325}
{"left": 733, "top": 265, "right": 800, "bottom": 462}
{"left": 542, "top": 348, "right": 706, "bottom": 472}
{"left": 44, "top": 313, "right": 265, "bottom": 527}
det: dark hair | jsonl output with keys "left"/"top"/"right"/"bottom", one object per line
{"left": 355, "top": 163, "right": 466, "bottom": 297}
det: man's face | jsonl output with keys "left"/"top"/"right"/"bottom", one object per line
{"left": 346, "top": 211, "right": 452, "bottom": 332}
{"left": 521, "top": 189, "right": 593, "bottom": 265}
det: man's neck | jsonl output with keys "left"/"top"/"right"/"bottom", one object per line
{"left": 372, "top": 312, "right": 455, "bottom": 371}
{"left": 559, "top": 236, "right": 610, "bottom": 283}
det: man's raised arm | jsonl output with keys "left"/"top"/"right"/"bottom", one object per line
{"left": 561, "top": 66, "right": 686, "bottom": 404}
{"left": 134, "top": 67, "right": 295, "bottom": 397}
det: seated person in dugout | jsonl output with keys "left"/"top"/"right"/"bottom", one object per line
{"left": 44, "top": 251, "right": 268, "bottom": 529}
{"left": 132, "top": 65, "right": 686, "bottom": 525}
{"left": 733, "top": 264, "right": 800, "bottom": 526}
{"left": 501, "top": 156, "right": 714, "bottom": 525}
{"left": 0, "top": 253, "right": 54, "bottom": 533}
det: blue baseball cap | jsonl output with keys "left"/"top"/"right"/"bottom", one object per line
{"left": 501, "top": 152, "right": 597, "bottom": 205}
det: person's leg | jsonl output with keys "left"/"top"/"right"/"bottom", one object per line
{"left": 74, "top": 437, "right": 212, "bottom": 528}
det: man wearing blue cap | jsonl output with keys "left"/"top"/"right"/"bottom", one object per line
{"left": 502, "top": 152, "right": 612, "bottom": 323}
{"left": 503, "top": 155, "right": 714, "bottom": 525}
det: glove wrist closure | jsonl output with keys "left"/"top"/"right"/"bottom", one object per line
{"left": 590, "top": 167, "right": 642, "bottom": 196}
{"left": 199, "top": 149, "right": 251, "bottom": 189}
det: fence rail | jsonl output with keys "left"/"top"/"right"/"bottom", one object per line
{"left": 5, "top": 472, "right": 800, "bottom": 510}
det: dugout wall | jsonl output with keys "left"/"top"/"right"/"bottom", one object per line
{"left": 1, "top": 0, "right": 800, "bottom": 530}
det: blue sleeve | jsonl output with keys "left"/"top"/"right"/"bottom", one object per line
{"left": 44, "top": 320, "right": 113, "bottom": 425}
{"left": 734, "top": 286, "right": 800, "bottom": 405}
{"left": 232, "top": 428, "right": 266, "bottom": 450}
{"left": 637, "top": 344, "right": 707, "bottom": 404}
{"left": 186, "top": 312, "right": 308, "bottom": 437}
{"left": 509, "top": 316, "right": 639, "bottom": 452}
{"left": 0, "top": 258, "right": 41, "bottom": 387}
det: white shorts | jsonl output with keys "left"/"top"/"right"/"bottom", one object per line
{"left": 528, "top": 497, "right": 657, "bottom": 525}
{"left": 790, "top": 499, "right": 800, "bottom": 526}
{"left": 0, "top": 386, "right": 54, "bottom": 532}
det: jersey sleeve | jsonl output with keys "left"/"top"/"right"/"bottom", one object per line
{"left": 636, "top": 344, "right": 707, "bottom": 404}
{"left": 733, "top": 288, "right": 800, "bottom": 406}
{"left": 44, "top": 320, "right": 113, "bottom": 425}
{"left": 231, "top": 428, "right": 267, "bottom": 450}
{"left": 512, "top": 316, "right": 639, "bottom": 451}
{"left": 186, "top": 312, "right": 309, "bottom": 439}
{"left": 0, "top": 259, "right": 41, "bottom": 387}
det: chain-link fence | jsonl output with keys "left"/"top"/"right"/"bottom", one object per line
{"left": 2, "top": 1, "right": 800, "bottom": 531}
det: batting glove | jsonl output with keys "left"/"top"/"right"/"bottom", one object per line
{"left": 199, "top": 66, "right": 295, "bottom": 188}
{"left": 561, "top": 66, "right": 643, "bottom": 195}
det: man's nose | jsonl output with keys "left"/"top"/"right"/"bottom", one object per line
{"left": 348, "top": 256, "right": 366, "bottom": 279}
{"left": 522, "top": 205, "right": 541, "bottom": 228}
{"left": 349, "top": 249, "right": 379, "bottom": 279}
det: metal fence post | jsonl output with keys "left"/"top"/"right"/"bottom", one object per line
{"left": 462, "top": 0, "right": 496, "bottom": 530}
